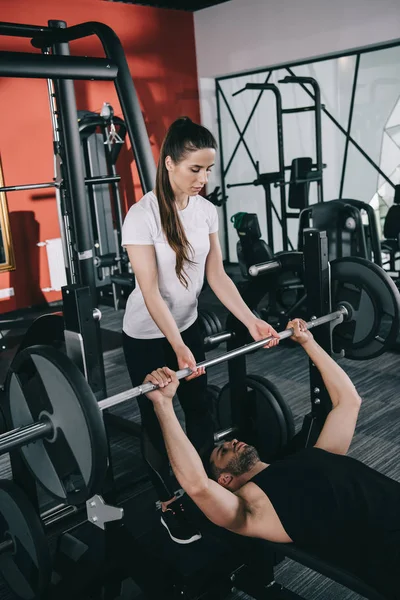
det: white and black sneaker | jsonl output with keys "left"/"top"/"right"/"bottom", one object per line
{"left": 160, "top": 501, "right": 202, "bottom": 545}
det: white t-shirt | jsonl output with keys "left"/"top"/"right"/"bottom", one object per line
{"left": 122, "top": 191, "right": 218, "bottom": 339}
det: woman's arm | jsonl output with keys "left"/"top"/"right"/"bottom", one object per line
{"left": 126, "top": 245, "right": 201, "bottom": 376}
{"left": 205, "top": 233, "right": 279, "bottom": 343}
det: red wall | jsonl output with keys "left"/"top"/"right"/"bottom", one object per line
{"left": 0, "top": 0, "right": 200, "bottom": 313}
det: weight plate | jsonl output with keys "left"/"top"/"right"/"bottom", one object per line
{"left": 217, "top": 376, "right": 290, "bottom": 461}
{"left": 0, "top": 479, "right": 51, "bottom": 600}
{"left": 207, "top": 311, "right": 223, "bottom": 337}
{"left": 331, "top": 257, "right": 400, "bottom": 360}
{"left": 6, "top": 346, "right": 108, "bottom": 504}
{"left": 198, "top": 310, "right": 212, "bottom": 339}
{"left": 248, "top": 374, "right": 295, "bottom": 441}
{"left": 17, "top": 314, "right": 65, "bottom": 355}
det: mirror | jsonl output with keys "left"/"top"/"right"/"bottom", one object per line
{"left": 0, "top": 158, "right": 15, "bottom": 272}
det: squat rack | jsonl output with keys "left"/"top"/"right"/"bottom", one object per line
{"left": 0, "top": 19, "right": 156, "bottom": 399}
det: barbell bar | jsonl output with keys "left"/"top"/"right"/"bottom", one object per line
{"left": 0, "top": 307, "right": 347, "bottom": 457}
{"left": 98, "top": 307, "right": 347, "bottom": 410}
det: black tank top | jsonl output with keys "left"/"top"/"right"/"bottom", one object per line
{"left": 250, "top": 447, "right": 400, "bottom": 597}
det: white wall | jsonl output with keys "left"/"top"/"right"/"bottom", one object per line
{"left": 194, "top": 0, "right": 400, "bottom": 79}
{"left": 194, "top": 0, "right": 400, "bottom": 260}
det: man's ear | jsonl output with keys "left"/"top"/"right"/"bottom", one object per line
{"left": 165, "top": 155, "right": 174, "bottom": 172}
{"left": 218, "top": 472, "right": 233, "bottom": 488}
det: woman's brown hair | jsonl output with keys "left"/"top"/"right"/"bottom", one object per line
{"left": 155, "top": 117, "right": 217, "bottom": 287}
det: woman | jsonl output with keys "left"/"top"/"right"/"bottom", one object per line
{"left": 122, "top": 117, "right": 278, "bottom": 545}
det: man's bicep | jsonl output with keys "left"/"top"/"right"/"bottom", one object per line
{"left": 191, "top": 480, "right": 248, "bottom": 532}
{"left": 314, "top": 402, "right": 360, "bottom": 455}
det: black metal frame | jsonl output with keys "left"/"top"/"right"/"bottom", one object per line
{"left": 226, "top": 82, "right": 289, "bottom": 253}
{"left": 216, "top": 38, "right": 400, "bottom": 262}
{"left": 0, "top": 19, "right": 157, "bottom": 400}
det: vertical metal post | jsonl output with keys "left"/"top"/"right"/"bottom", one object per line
{"left": 49, "top": 20, "right": 96, "bottom": 298}
{"left": 45, "top": 74, "right": 77, "bottom": 285}
{"left": 262, "top": 183, "right": 275, "bottom": 254}
{"left": 102, "top": 129, "right": 124, "bottom": 270}
{"left": 274, "top": 90, "right": 288, "bottom": 251}
{"left": 303, "top": 229, "right": 332, "bottom": 439}
{"left": 216, "top": 81, "right": 230, "bottom": 262}
{"left": 63, "top": 285, "right": 107, "bottom": 399}
{"left": 225, "top": 316, "right": 252, "bottom": 439}
{"left": 49, "top": 20, "right": 106, "bottom": 399}
{"left": 313, "top": 82, "right": 324, "bottom": 204}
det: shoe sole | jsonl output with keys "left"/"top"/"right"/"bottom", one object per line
{"left": 160, "top": 516, "right": 202, "bottom": 544}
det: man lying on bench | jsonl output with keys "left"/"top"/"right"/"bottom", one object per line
{"left": 143, "top": 319, "right": 400, "bottom": 600}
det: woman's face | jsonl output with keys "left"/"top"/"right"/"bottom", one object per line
{"left": 166, "top": 148, "right": 215, "bottom": 197}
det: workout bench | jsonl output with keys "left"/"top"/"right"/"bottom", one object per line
{"left": 240, "top": 541, "right": 387, "bottom": 600}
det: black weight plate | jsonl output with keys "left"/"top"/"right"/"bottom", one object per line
{"left": 0, "top": 479, "right": 52, "bottom": 600}
{"left": 217, "top": 376, "right": 289, "bottom": 462}
{"left": 248, "top": 374, "right": 295, "bottom": 440}
{"left": 331, "top": 257, "right": 400, "bottom": 360}
{"left": 198, "top": 310, "right": 212, "bottom": 339}
{"left": 17, "top": 314, "right": 65, "bottom": 355}
{"left": 204, "top": 310, "right": 217, "bottom": 337}
{"left": 207, "top": 311, "right": 223, "bottom": 336}
{"left": 6, "top": 345, "right": 108, "bottom": 505}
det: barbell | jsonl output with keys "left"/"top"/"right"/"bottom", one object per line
{"left": 2, "top": 309, "right": 344, "bottom": 508}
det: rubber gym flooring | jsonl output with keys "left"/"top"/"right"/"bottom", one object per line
{"left": 1, "top": 272, "right": 400, "bottom": 599}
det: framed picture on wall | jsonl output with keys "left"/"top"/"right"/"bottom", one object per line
{"left": 0, "top": 157, "right": 16, "bottom": 272}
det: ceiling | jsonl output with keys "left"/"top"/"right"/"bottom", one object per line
{"left": 107, "top": 0, "right": 231, "bottom": 11}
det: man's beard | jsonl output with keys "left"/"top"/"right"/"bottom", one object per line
{"left": 225, "top": 445, "right": 260, "bottom": 476}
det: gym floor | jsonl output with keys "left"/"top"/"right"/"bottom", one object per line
{"left": 1, "top": 274, "right": 400, "bottom": 599}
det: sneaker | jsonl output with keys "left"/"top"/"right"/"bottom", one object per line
{"left": 160, "top": 501, "right": 202, "bottom": 544}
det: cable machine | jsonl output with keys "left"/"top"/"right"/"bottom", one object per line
{"left": 223, "top": 76, "right": 325, "bottom": 256}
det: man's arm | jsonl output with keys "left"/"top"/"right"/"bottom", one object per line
{"left": 289, "top": 319, "right": 362, "bottom": 455}
{"left": 145, "top": 368, "right": 248, "bottom": 532}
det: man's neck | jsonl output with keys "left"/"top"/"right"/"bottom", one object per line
{"left": 235, "top": 461, "right": 269, "bottom": 490}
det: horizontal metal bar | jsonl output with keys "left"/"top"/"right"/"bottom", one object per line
{"left": 275, "top": 175, "right": 322, "bottom": 187}
{"left": 245, "top": 83, "right": 277, "bottom": 91}
{"left": 85, "top": 175, "right": 121, "bottom": 186}
{"left": 98, "top": 309, "right": 347, "bottom": 410}
{"left": 227, "top": 181, "right": 253, "bottom": 188}
{"left": 204, "top": 331, "right": 233, "bottom": 346}
{"left": 249, "top": 260, "right": 281, "bottom": 277}
{"left": 0, "top": 51, "right": 117, "bottom": 80}
{"left": 41, "top": 504, "right": 78, "bottom": 528}
{"left": 282, "top": 106, "right": 316, "bottom": 114}
{"left": 0, "top": 22, "right": 50, "bottom": 37}
{"left": 214, "top": 427, "right": 238, "bottom": 443}
{"left": 0, "top": 421, "right": 54, "bottom": 455}
{"left": 0, "top": 175, "right": 121, "bottom": 193}
{"left": 284, "top": 163, "right": 322, "bottom": 171}
{"left": 0, "top": 182, "right": 55, "bottom": 193}
{"left": 279, "top": 76, "right": 316, "bottom": 85}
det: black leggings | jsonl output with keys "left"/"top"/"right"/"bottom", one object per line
{"left": 122, "top": 319, "right": 214, "bottom": 502}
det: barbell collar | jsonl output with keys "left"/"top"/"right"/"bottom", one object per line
{"left": 99, "top": 307, "right": 348, "bottom": 410}
{"left": 249, "top": 260, "right": 281, "bottom": 277}
{"left": 204, "top": 331, "right": 233, "bottom": 346}
{"left": 0, "top": 420, "right": 54, "bottom": 455}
